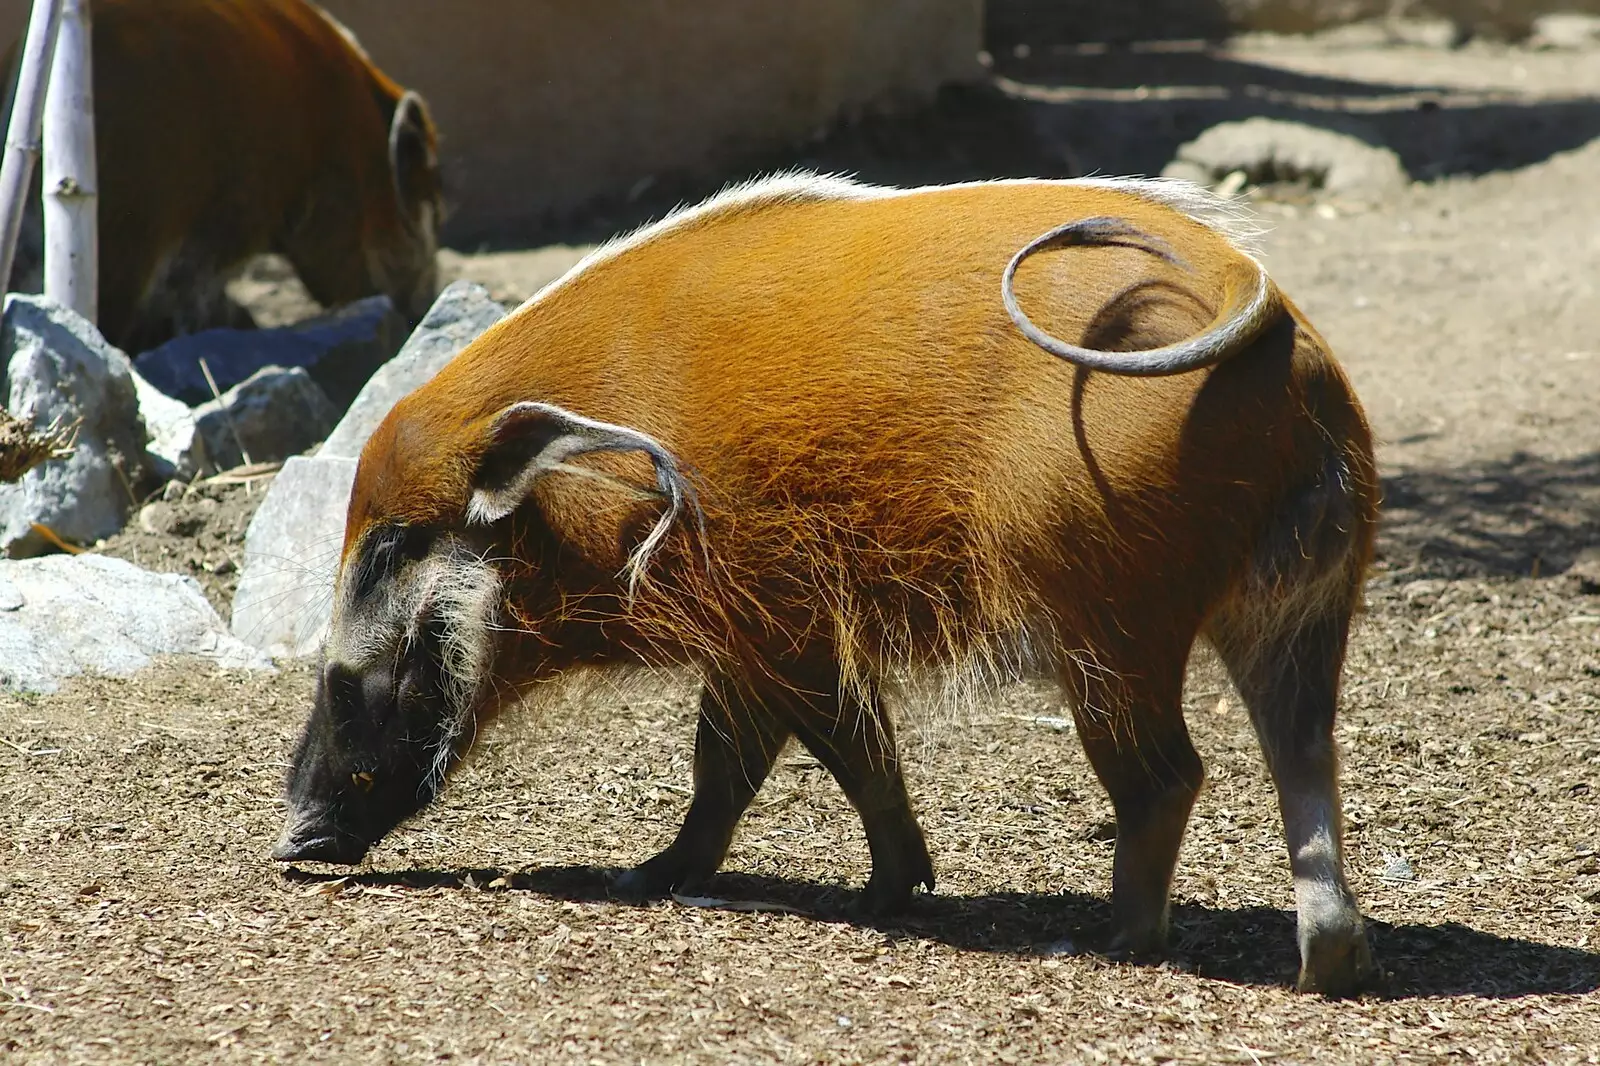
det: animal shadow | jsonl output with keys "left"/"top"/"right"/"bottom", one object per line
{"left": 282, "top": 863, "right": 1600, "bottom": 1000}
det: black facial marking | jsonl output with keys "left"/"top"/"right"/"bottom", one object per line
{"left": 275, "top": 599, "right": 459, "bottom": 865}
{"left": 350, "top": 522, "right": 433, "bottom": 602}
{"left": 274, "top": 520, "right": 506, "bottom": 867}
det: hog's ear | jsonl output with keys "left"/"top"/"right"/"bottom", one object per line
{"left": 467, "top": 402, "right": 703, "bottom": 578}
{"left": 389, "top": 91, "right": 441, "bottom": 223}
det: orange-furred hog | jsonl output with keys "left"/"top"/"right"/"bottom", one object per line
{"left": 3, "top": 0, "right": 443, "bottom": 352}
{"left": 275, "top": 173, "right": 1379, "bottom": 995}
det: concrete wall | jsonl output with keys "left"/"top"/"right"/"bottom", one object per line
{"left": 0, "top": 1, "right": 985, "bottom": 244}
{"left": 325, "top": 1, "right": 984, "bottom": 242}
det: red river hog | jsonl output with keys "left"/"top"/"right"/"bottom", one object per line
{"left": 275, "top": 173, "right": 1379, "bottom": 995}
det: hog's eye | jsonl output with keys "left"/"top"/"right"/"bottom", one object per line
{"left": 353, "top": 523, "right": 435, "bottom": 601}
{"left": 399, "top": 525, "right": 433, "bottom": 562}
{"left": 351, "top": 771, "right": 376, "bottom": 792}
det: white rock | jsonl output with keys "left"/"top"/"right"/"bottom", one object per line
{"left": 1530, "top": 13, "right": 1600, "bottom": 49}
{"left": 230, "top": 283, "right": 505, "bottom": 658}
{"left": 0, "top": 296, "right": 155, "bottom": 557}
{"left": 230, "top": 455, "right": 358, "bottom": 658}
{"left": 131, "top": 367, "right": 207, "bottom": 479}
{"left": 0, "top": 554, "right": 272, "bottom": 693}
{"left": 1163, "top": 117, "right": 1410, "bottom": 203}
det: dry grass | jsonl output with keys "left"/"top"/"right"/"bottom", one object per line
{"left": 0, "top": 409, "right": 77, "bottom": 485}
{"left": 1, "top": 547, "right": 1596, "bottom": 1064}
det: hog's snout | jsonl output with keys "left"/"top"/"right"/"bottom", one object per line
{"left": 271, "top": 832, "right": 369, "bottom": 865}
{"left": 272, "top": 813, "right": 370, "bottom": 865}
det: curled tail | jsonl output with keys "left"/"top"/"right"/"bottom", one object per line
{"left": 1002, "top": 216, "right": 1282, "bottom": 377}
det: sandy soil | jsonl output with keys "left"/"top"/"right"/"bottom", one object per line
{"left": 4, "top": 31, "right": 1600, "bottom": 1066}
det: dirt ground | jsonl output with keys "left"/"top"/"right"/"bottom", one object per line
{"left": 5, "top": 31, "right": 1600, "bottom": 1065}
{"left": 91, "top": 475, "right": 277, "bottom": 619}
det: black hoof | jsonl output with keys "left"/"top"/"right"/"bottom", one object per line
{"left": 609, "top": 849, "right": 704, "bottom": 903}
{"left": 853, "top": 860, "right": 935, "bottom": 919}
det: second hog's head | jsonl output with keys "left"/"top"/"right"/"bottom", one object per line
{"left": 272, "top": 398, "right": 699, "bottom": 865}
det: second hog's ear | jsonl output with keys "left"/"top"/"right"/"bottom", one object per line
{"left": 466, "top": 400, "right": 699, "bottom": 535}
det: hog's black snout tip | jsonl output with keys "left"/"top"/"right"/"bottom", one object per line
{"left": 271, "top": 832, "right": 369, "bottom": 865}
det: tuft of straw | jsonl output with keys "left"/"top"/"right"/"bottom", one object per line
{"left": 0, "top": 408, "right": 78, "bottom": 483}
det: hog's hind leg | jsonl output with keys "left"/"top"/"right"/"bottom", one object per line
{"left": 1206, "top": 446, "right": 1379, "bottom": 996}
{"left": 1209, "top": 602, "right": 1376, "bottom": 996}
{"left": 1062, "top": 639, "right": 1202, "bottom": 956}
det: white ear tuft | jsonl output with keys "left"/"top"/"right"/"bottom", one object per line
{"left": 466, "top": 483, "right": 523, "bottom": 526}
{"left": 467, "top": 402, "right": 705, "bottom": 595}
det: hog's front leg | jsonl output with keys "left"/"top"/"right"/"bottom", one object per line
{"left": 613, "top": 676, "right": 791, "bottom": 900}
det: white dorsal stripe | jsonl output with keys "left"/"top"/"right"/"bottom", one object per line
{"left": 512, "top": 172, "right": 1268, "bottom": 319}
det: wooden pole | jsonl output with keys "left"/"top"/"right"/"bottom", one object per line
{"left": 0, "top": 0, "right": 64, "bottom": 297}
{"left": 42, "top": 0, "right": 94, "bottom": 322}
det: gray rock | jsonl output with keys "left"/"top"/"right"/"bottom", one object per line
{"left": 0, "top": 553, "right": 272, "bottom": 693}
{"left": 321, "top": 280, "right": 506, "bottom": 459}
{"left": 195, "top": 366, "right": 339, "bottom": 472}
{"left": 1163, "top": 118, "right": 1410, "bottom": 203}
{"left": 131, "top": 294, "right": 407, "bottom": 409}
{"left": 0, "top": 296, "right": 154, "bottom": 557}
{"left": 230, "top": 455, "right": 358, "bottom": 658}
{"left": 230, "top": 283, "right": 505, "bottom": 658}
{"left": 134, "top": 362, "right": 336, "bottom": 480}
